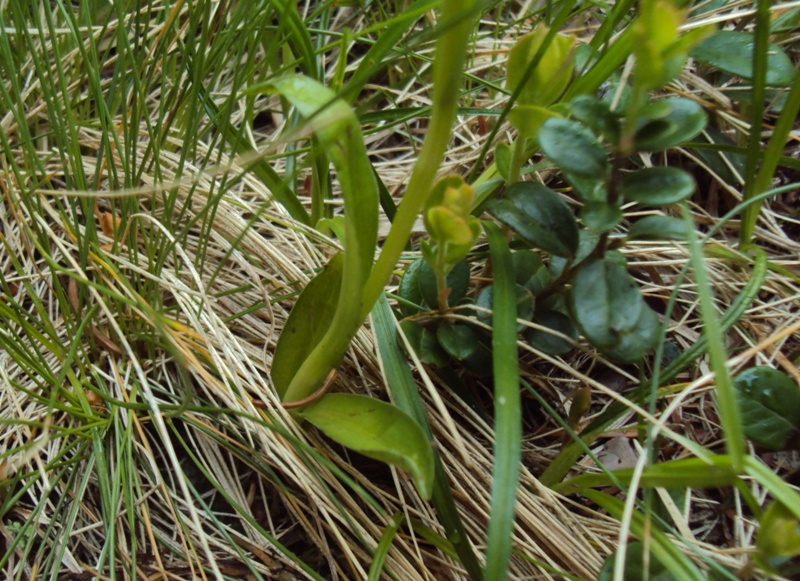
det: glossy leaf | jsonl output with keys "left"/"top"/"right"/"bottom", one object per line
{"left": 628, "top": 215, "right": 690, "bottom": 241}
{"left": 580, "top": 201, "right": 623, "bottom": 233}
{"left": 734, "top": 366, "right": 800, "bottom": 450}
{"left": 539, "top": 118, "right": 609, "bottom": 179}
{"left": 634, "top": 97, "right": 707, "bottom": 152}
{"left": 620, "top": 167, "right": 696, "bottom": 205}
{"left": 397, "top": 259, "right": 426, "bottom": 316}
{"left": 511, "top": 250, "right": 544, "bottom": 287}
{"left": 757, "top": 501, "right": 800, "bottom": 572}
{"left": 568, "top": 256, "right": 659, "bottom": 361}
{"left": 489, "top": 182, "right": 579, "bottom": 257}
{"left": 437, "top": 323, "right": 479, "bottom": 360}
{"left": 298, "top": 393, "right": 435, "bottom": 500}
{"left": 271, "top": 255, "right": 343, "bottom": 399}
{"left": 524, "top": 310, "right": 577, "bottom": 355}
{"left": 692, "top": 30, "right": 795, "bottom": 87}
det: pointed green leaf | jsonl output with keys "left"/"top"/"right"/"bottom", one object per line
{"left": 539, "top": 118, "right": 609, "bottom": 178}
{"left": 691, "top": 30, "right": 794, "bottom": 87}
{"left": 271, "top": 255, "right": 343, "bottom": 399}
{"left": 489, "top": 182, "right": 579, "bottom": 257}
{"left": 620, "top": 167, "right": 695, "bottom": 205}
{"left": 298, "top": 394, "right": 435, "bottom": 500}
{"left": 734, "top": 366, "right": 800, "bottom": 450}
{"left": 628, "top": 215, "right": 690, "bottom": 241}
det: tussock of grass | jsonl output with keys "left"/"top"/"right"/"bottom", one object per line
{"left": 1, "top": 1, "right": 799, "bottom": 579}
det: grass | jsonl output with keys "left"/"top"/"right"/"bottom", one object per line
{"left": 1, "top": 0, "right": 799, "bottom": 579}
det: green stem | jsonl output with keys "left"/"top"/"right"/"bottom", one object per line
{"left": 360, "top": 0, "right": 482, "bottom": 319}
{"left": 507, "top": 136, "right": 527, "bottom": 184}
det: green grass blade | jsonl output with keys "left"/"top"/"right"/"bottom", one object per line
{"left": 368, "top": 513, "right": 405, "bottom": 581}
{"left": 372, "top": 294, "right": 484, "bottom": 580}
{"left": 683, "top": 204, "right": 744, "bottom": 471}
{"left": 482, "top": 220, "right": 522, "bottom": 580}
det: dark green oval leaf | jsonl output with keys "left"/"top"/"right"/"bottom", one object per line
{"left": 620, "top": 167, "right": 696, "bottom": 205}
{"left": 734, "top": 366, "right": 800, "bottom": 450}
{"left": 272, "top": 255, "right": 343, "bottom": 399}
{"left": 299, "top": 393, "right": 435, "bottom": 500}
{"left": 524, "top": 310, "right": 577, "bottom": 355}
{"left": 437, "top": 323, "right": 479, "bottom": 360}
{"left": 634, "top": 97, "right": 707, "bottom": 151}
{"left": 567, "top": 257, "right": 657, "bottom": 360}
{"left": 691, "top": 30, "right": 794, "bottom": 87}
{"left": 511, "top": 249, "right": 544, "bottom": 287}
{"left": 489, "top": 182, "right": 579, "bottom": 257}
{"left": 539, "top": 117, "right": 609, "bottom": 178}
{"left": 628, "top": 215, "right": 690, "bottom": 241}
{"left": 581, "top": 201, "right": 623, "bottom": 233}
{"left": 398, "top": 258, "right": 427, "bottom": 315}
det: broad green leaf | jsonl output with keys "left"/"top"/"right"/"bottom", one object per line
{"left": 507, "top": 24, "right": 576, "bottom": 107}
{"left": 567, "top": 256, "right": 658, "bottom": 361}
{"left": 734, "top": 366, "right": 800, "bottom": 450}
{"left": 605, "top": 302, "right": 661, "bottom": 363}
{"left": 271, "top": 255, "right": 343, "bottom": 399}
{"left": 569, "top": 95, "right": 620, "bottom": 143}
{"left": 620, "top": 167, "right": 696, "bottom": 205}
{"left": 397, "top": 259, "right": 426, "bottom": 316}
{"left": 634, "top": 97, "right": 707, "bottom": 151}
{"left": 511, "top": 250, "right": 544, "bottom": 287}
{"left": 598, "top": 542, "right": 676, "bottom": 581}
{"left": 298, "top": 394, "right": 435, "bottom": 500}
{"left": 524, "top": 310, "right": 577, "bottom": 355}
{"left": 692, "top": 30, "right": 795, "bottom": 87}
{"left": 628, "top": 215, "right": 690, "bottom": 241}
{"left": 757, "top": 501, "right": 800, "bottom": 572}
{"left": 489, "top": 182, "right": 579, "bottom": 257}
{"left": 253, "top": 75, "right": 378, "bottom": 403}
{"left": 437, "top": 323, "right": 479, "bottom": 360}
{"left": 495, "top": 142, "right": 511, "bottom": 182}
{"left": 580, "top": 201, "right": 623, "bottom": 233}
{"left": 539, "top": 118, "right": 609, "bottom": 178}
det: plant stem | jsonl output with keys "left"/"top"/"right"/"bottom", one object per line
{"left": 360, "top": 0, "right": 482, "bottom": 319}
